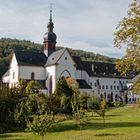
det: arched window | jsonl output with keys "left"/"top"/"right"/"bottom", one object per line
{"left": 111, "top": 92, "right": 113, "bottom": 102}
{"left": 60, "top": 70, "right": 71, "bottom": 77}
{"left": 115, "top": 94, "right": 118, "bottom": 102}
{"left": 107, "top": 94, "right": 111, "bottom": 102}
{"left": 31, "top": 72, "right": 35, "bottom": 80}
{"left": 104, "top": 92, "right": 106, "bottom": 99}
{"left": 49, "top": 76, "right": 53, "bottom": 95}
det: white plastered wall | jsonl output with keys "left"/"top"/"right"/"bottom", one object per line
{"left": 89, "top": 76, "right": 131, "bottom": 101}
{"left": 9, "top": 54, "right": 19, "bottom": 88}
{"left": 19, "top": 66, "right": 46, "bottom": 80}
{"left": 56, "top": 50, "right": 76, "bottom": 80}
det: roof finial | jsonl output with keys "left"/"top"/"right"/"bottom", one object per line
{"left": 50, "top": 3, "right": 52, "bottom": 22}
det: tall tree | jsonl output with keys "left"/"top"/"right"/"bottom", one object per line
{"left": 114, "top": 0, "right": 140, "bottom": 75}
{"left": 66, "top": 77, "right": 80, "bottom": 114}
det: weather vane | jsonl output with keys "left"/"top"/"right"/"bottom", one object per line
{"left": 50, "top": 3, "right": 53, "bottom": 22}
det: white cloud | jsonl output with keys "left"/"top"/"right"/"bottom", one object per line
{"left": 0, "top": 0, "right": 131, "bottom": 58}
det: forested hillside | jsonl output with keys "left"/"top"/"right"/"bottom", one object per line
{"left": 0, "top": 38, "right": 116, "bottom": 78}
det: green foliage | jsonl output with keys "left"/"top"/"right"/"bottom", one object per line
{"left": 96, "top": 98, "right": 107, "bottom": 127}
{"left": 17, "top": 79, "right": 28, "bottom": 95}
{"left": 54, "top": 78, "right": 72, "bottom": 96}
{"left": 114, "top": 0, "right": 140, "bottom": 49}
{"left": 14, "top": 94, "right": 47, "bottom": 128}
{"left": 88, "top": 94, "right": 100, "bottom": 110}
{"left": 114, "top": 0, "right": 140, "bottom": 92}
{"left": 27, "top": 114, "right": 54, "bottom": 140}
{"left": 55, "top": 78, "right": 73, "bottom": 115}
{"left": 66, "top": 77, "right": 80, "bottom": 114}
{"left": 0, "top": 88, "right": 18, "bottom": 132}
{"left": 46, "top": 94, "right": 61, "bottom": 116}
{"left": 14, "top": 99, "right": 29, "bottom": 128}
{"left": 26, "top": 80, "right": 42, "bottom": 94}
{"left": 0, "top": 57, "right": 9, "bottom": 78}
{"left": 0, "top": 88, "right": 10, "bottom": 98}
{"left": 133, "top": 78, "right": 140, "bottom": 94}
{"left": 60, "top": 95, "right": 73, "bottom": 115}
{"left": 80, "top": 92, "right": 90, "bottom": 110}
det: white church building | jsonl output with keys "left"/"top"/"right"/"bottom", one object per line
{"left": 2, "top": 10, "right": 135, "bottom": 102}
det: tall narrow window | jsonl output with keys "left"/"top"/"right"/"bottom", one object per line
{"left": 106, "top": 85, "right": 108, "bottom": 90}
{"left": 49, "top": 76, "right": 53, "bottom": 95}
{"left": 31, "top": 72, "right": 35, "bottom": 80}
{"left": 13, "top": 72, "right": 15, "bottom": 79}
{"left": 111, "top": 92, "right": 113, "bottom": 102}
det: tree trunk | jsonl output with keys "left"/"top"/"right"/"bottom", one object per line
{"left": 103, "top": 116, "right": 105, "bottom": 127}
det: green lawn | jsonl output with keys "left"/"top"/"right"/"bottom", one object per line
{"left": 1, "top": 105, "right": 140, "bottom": 140}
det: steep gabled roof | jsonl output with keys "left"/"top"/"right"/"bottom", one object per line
{"left": 72, "top": 56, "right": 84, "bottom": 70}
{"left": 14, "top": 50, "right": 47, "bottom": 66}
{"left": 45, "top": 49, "right": 65, "bottom": 66}
{"left": 82, "top": 61, "right": 118, "bottom": 76}
{"left": 2, "top": 70, "right": 10, "bottom": 77}
{"left": 82, "top": 61, "right": 131, "bottom": 79}
{"left": 76, "top": 79, "right": 92, "bottom": 89}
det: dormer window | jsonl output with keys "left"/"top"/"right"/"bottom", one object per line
{"left": 31, "top": 72, "right": 35, "bottom": 80}
{"left": 65, "top": 57, "right": 67, "bottom": 60}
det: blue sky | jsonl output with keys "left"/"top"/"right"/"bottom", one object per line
{"left": 0, "top": 0, "right": 131, "bottom": 58}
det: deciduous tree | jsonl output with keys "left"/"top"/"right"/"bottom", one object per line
{"left": 114, "top": 0, "right": 140, "bottom": 92}
{"left": 27, "top": 114, "right": 54, "bottom": 140}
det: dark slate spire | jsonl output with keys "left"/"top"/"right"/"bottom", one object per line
{"left": 47, "top": 4, "right": 54, "bottom": 32}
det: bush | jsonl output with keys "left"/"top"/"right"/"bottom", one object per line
{"left": 46, "top": 94, "right": 61, "bottom": 116}
{"left": 14, "top": 93, "right": 47, "bottom": 128}
{"left": 0, "top": 97, "right": 18, "bottom": 132}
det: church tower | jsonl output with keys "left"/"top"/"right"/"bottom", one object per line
{"left": 43, "top": 6, "right": 57, "bottom": 57}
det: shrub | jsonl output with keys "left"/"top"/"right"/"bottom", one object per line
{"left": 14, "top": 93, "right": 47, "bottom": 128}
{"left": 46, "top": 94, "right": 61, "bottom": 117}
{"left": 0, "top": 97, "right": 18, "bottom": 132}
